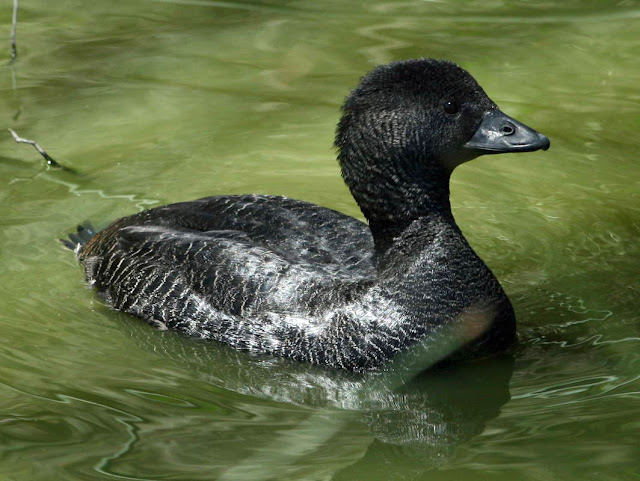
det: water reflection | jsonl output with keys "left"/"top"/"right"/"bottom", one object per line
{"left": 127, "top": 328, "right": 513, "bottom": 477}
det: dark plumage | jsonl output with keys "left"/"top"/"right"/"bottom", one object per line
{"left": 64, "top": 59, "right": 550, "bottom": 371}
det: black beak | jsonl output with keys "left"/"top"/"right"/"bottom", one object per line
{"left": 464, "top": 110, "right": 550, "bottom": 154}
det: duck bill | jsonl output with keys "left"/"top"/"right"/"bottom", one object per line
{"left": 464, "top": 110, "right": 550, "bottom": 155}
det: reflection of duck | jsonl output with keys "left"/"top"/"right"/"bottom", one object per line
{"left": 354, "top": 357, "right": 514, "bottom": 474}
{"left": 114, "top": 326, "right": 514, "bottom": 479}
{"left": 64, "top": 59, "right": 549, "bottom": 370}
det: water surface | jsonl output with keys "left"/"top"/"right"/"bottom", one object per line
{"left": 1, "top": 1, "right": 639, "bottom": 479}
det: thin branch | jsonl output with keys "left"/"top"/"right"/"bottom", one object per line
{"left": 10, "top": 0, "right": 18, "bottom": 62}
{"left": 8, "top": 128, "right": 73, "bottom": 171}
{"left": 10, "top": 66, "right": 22, "bottom": 120}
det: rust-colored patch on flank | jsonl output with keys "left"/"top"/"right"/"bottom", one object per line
{"left": 80, "top": 219, "right": 125, "bottom": 259}
{"left": 454, "top": 303, "right": 496, "bottom": 345}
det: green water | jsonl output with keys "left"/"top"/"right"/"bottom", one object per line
{"left": 2, "top": 0, "right": 639, "bottom": 479}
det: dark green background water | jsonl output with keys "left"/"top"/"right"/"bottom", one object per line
{"left": 2, "top": 1, "right": 639, "bottom": 479}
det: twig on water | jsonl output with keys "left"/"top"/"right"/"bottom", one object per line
{"left": 8, "top": 0, "right": 22, "bottom": 118}
{"left": 10, "top": 67, "right": 22, "bottom": 120}
{"left": 8, "top": 129, "right": 74, "bottom": 172}
{"left": 10, "top": 0, "right": 18, "bottom": 62}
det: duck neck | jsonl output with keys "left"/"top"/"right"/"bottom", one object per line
{"left": 348, "top": 160, "right": 455, "bottom": 257}
{"left": 336, "top": 111, "right": 460, "bottom": 257}
{"left": 369, "top": 207, "right": 453, "bottom": 257}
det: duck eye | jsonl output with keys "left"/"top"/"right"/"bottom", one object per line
{"left": 443, "top": 101, "right": 459, "bottom": 115}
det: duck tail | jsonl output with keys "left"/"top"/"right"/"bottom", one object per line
{"left": 60, "top": 222, "right": 97, "bottom": 254}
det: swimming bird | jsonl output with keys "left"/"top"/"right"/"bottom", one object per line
{"left": 63, "top": 59, "right": 549, "bottom": 371}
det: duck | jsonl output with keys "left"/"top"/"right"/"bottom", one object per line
{"left": 63, "top": 59, "right": 549, "bottom": 371}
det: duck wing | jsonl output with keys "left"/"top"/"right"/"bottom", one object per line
{"left": 79, "top": 194, "right": 377, "bottom": 318}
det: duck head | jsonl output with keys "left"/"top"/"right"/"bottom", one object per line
{"left": 335, "top": 59, "right": 549, "bottom": 242}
